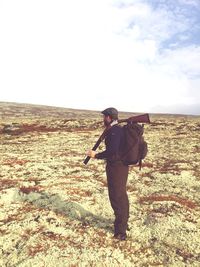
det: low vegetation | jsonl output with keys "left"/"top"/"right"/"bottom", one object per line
{"left": 0, "top": 102, "right": 200, "bottom": 266}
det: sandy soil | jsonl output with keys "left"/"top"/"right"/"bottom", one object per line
{"left": 0, "top": 102, "right": 200, "bottom": 266}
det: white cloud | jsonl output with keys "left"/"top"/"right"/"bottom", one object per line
{"left": 178, "top": 0, "right": 200, "bottom": 8}
{"left": 114, "top": 1, "right": 194, "bottom": 46}
{"left": 157, "top": 45, "right": 200, "bottom": 78}
{"left": 0, "top": 0, "right": 199, "bottom": 114}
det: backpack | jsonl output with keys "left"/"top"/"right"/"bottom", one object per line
{"left": 120, "top": 122, "right": 148, "bottom": 169}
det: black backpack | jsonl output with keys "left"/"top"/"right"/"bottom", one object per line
{"left": 120, "top": 123, "right": 148, "bottom": 169}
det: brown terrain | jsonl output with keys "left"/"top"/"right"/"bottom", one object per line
{"left": 0, "top": 101, "right": 200, "bottom": 266}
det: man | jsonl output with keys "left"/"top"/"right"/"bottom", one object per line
{"left": 87, "top": 107, "right": 129, "bottom": 241}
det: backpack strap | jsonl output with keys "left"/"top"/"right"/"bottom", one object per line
{"left": 139, "top": 159, "right": 142, "bottom": 170}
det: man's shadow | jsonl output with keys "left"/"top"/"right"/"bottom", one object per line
{"left": 15, "top": 189, "right": 113, "bottom": 233}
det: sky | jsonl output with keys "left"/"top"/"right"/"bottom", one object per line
{"left": 0, "top": 0, "right": 200, "bottom": 115}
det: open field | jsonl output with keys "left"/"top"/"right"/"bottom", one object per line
{"left": 0, "top": 102, "right": 200, "bottom": 266}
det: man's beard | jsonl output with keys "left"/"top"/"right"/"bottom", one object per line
{"left": 104, "top": 119, "right": 110, "bottom": 127}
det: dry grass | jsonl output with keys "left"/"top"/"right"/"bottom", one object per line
{"left": 0, "top": 178, "right": 21, "bottom": 190}
{"left": 3, "top": 159, "right": 30, "bottom": 166}
{"left": 27, "top": 243, "right": 50, "bottom": 257}
{"left": 139, "top": 194, "right": 198, "bottom": 210}
{"left": 0, "top": 102, "right": 200, "bottom": 266}
{"left": 19, "top": 186, "right": 43, "bottom": 194}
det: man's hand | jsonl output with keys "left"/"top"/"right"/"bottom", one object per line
{"left": 86, "top": 150, "right": 97, "bottom": 158}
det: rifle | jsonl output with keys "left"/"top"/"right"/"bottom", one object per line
{"left": 83, "top": 113, "right": 150, "bottom": 165}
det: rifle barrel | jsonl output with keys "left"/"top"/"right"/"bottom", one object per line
{"left": 83, "top": 128, "right": 108, "bottom": 165}
{"left": 118, "top": 113, "right": 150, "bottom": 124}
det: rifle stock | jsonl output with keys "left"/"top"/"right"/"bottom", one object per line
{"left": 83, "top": 113, "right": 150, "bottom": 165}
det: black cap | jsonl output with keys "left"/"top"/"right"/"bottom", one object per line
{"left": 101, "top": 107, "right": 118, "bottom": 118}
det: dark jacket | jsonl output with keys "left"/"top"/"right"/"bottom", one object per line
{"left": 95, "top": 125, "right": 124, "bottom": 162}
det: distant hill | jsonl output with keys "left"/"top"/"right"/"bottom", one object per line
{"left": 0, "top": 101, "right": 198, "bottom": 120}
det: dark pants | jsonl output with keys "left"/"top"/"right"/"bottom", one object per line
{"left": 106, "top": 161, "right": 129, "bottom": 235}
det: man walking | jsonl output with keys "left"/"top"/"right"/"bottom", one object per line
{"left": 87, "top": 107, "right": 129, "bottom": 241}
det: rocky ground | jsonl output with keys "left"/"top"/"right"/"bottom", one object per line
{"left": 0, "top": 102, "right": 200, "bottom": 266}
